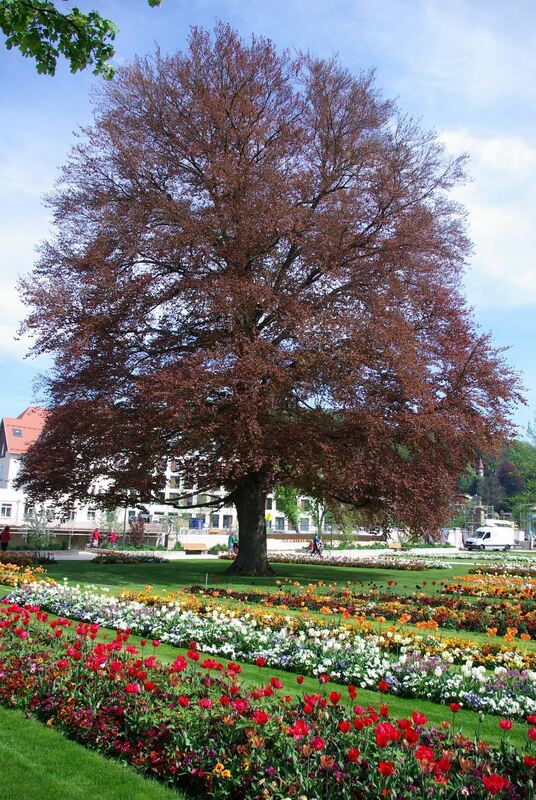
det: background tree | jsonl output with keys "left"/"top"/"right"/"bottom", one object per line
{"left": 275, "top": 486, "right": 300, "bottom": 535}
{"left": 18, "top": 25, "right": 521, "bottom": 575}
{"left": 0, "top": 0, "right": 160, "bottom": 77}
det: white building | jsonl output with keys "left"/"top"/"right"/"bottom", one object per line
{"left": 0, "top": 406, "right": 315, "bottom": 536}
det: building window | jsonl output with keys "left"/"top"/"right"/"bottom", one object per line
{"left": 265, "top": 496, "right": 273, "bottom": 510}
{"left": 67, "top": 509, "right": 76, "bottom": 521}
{"left": 300, "top": 517, "right": 310, "bottom": 532}
{"left": 275, "top": 517, "right": 285, "bottom": 531}
{"left": 0, "top": 504, "right": 12, "bottom": 518}
{"left": 211, "top": 514, "right": 220, "bottom": 528}
{"left": 12, "top": 428, "right": 22, "bottom": 437}
{"left": 87, "top": 511, "right": 96, "bottom": 521}
{"left": 300, "top": 499, "right": 311, "bottom": 512}
{"left": 222, "top": 514, "right": 233, "bottom": 529}
{"left": 186, "top": 495, "right": 194, "bottom": 507}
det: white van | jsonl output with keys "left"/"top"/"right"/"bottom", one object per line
{"left": 465, "top": 519, "right": 516, "bottom": 551}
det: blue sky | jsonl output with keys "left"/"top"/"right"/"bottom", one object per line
{"left": 1, "top": 0, "right": 535, "bottom": 433}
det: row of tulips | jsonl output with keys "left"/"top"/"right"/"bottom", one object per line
{"left": 445, "top": 574, "right": 536, "bottom": 601}
{"left": 468, "top": 564, "right": 536, "bottom": 577}
{"left": 6, "top": 581, "right": 536, "bottom": 720}
{"left": 0, "top": 600, "right": 534, "bottom": 799}
{"left": 185, "top": 583, "right": 536, "bottom": 638}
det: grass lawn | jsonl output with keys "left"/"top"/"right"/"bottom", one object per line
{"left": 46, "top": 556, "right": 473, "bottom": 595}
{"left": 44, "top": 557, "right": 535, "bottom": 651}
{"left": 0, "top": 706, "right": 185, "bottom": 800}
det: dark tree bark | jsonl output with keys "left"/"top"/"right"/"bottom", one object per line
{"left": 225, "top": 472, "right": 275, "bottom": 576}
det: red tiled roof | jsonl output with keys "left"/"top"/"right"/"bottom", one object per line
{"left": 1, "top": 407, "right": 48, "bottom": 455}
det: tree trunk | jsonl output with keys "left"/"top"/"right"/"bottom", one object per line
{"left": 225, "top": 472, "right": 275, "bottom": 576}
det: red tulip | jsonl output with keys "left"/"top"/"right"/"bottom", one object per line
{"left": 499, "top": 719, "right": 512, "bottom": 731}
{"left": 415, "top": 745, "right": 434, "bottom": 762}
{"left": 411, "top": 711, "right": 427, "bottom": 726}
{"left": 255, "top": 657, "right": 266, "bottom": 667}
{"left": 329, "top": 691, "right": 341, "bottom": 705}
{"left": 482, "top": 774, "right": 510, "bottom": 795}
{"left": 378, "top": 761, "right": 395, "bottom": 777}
{"left": 378, "top": 680, "right": 389, "bottom": 693}
{"left": 338, "top": 720, "right": 350, "bottom": 733}
{"left": 310, "top": 736, "right": 326, "bottom": 751}
{"left": 449, "top": 703, "right": 461, "bottom": 713}
{"left": 347, "top": 747, "right": 360, "bottom": 763}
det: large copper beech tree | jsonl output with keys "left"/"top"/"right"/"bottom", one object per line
{"left": 18, "top": 25, "right": 520, "bottom": 575}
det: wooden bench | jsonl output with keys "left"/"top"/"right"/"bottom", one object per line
{"left": 182, "top": 542, "right": 208, "bottom": 554}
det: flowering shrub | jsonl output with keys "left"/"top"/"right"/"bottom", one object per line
{"left": 0, "top": 601, "right": 533, "bottom": 799}
{"left": 218, "top": 552, "right": 452, "bottom": 570}
{"left": 6, "top": 582, "right": 536, "bottom": 719}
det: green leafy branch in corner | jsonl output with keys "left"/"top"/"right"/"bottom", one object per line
{"left": 0, "top": 0, "right": 162, "bottom": 78}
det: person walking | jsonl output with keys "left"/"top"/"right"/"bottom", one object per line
{"left": 227, "top": 530, "right": 238, "bottom": 555}
{"left": 91, "top": 528, "right": 100, "bottom": 548}
{"left": 311, "top": 531, "right": 323, "bottom": 556}
{"left": 0, "top": 526, "right": 10, "bottom": 552}
{"left": 109, "top": 530, "right": 117, "bottom": 549}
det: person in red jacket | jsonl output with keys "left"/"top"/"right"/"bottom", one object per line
{"left": 90, "top": 528, "right": 100, "bottom": 548}
{"left": 109, "top": 530, "right": 117, "bottom": 548}
{"left": 1, "top": 526, "right": 11, "bottom": 552}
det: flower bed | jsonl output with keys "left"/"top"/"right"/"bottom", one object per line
{"left": 218, "top": 552, "right": 452, "bottom": 570}
{"left": 92, "top": 551, "right": 168, "bottom": 564}
{"left": 469, "top": 564, "right": 536, "bottom": 577}
{"left": 0, "top": 551, "right": 54, "bottom": 567}
{"left": 0, "top": 561, "right": 55, "bottom": 587}
{"left": 119, "top": 586, "right": 536, "bottom": 670}
{"left": 6, "top": 581, "right": 536, "bottom": 719}
{"left": 445, "top": 574, "right": 536, "bottom": 601}
{"left": 184, "top": 583, "right": 536, "bottom": 638}
{"left": 0, "top": 601, "right": 534, "bottom": 799}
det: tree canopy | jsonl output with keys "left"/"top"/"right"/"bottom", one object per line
{"left": 18, "top": 25, "right": 521, "bottom": 574}
{"left": 0, "top": 0, "right": 161, "bottom": 77}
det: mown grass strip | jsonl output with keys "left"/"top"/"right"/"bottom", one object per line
{"left": 0, "top": 706, "right": 185, "bottom": 800}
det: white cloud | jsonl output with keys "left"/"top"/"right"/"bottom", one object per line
{"left": 440, "top": 130, "right": 536, "bottom": 307}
